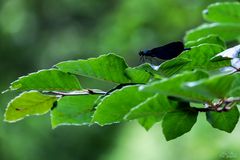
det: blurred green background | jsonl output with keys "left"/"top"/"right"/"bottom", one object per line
{"left": 0, "top": 0, "right": 239, "bottom": 160}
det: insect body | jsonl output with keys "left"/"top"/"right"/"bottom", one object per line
{"left": 139, "top": 41, "right": 190, "bottom": 61}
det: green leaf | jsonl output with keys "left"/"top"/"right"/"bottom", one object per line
{"left": 206, "top": 106, "right": 239, "bottom": 133}
{"left": 184, "top": 73, "right": 240, "bottom": 99}
{"left": 138, "top": 117, "right": 160, "bottom": 131}
{"left": 125, "top": 94, "right": 172, "bottom": 130}
{"left": 140, "top": 70, "right": 211, "bottom": 102}
{"left": 230, "top": 73, "right": 240, "bottom": 97}
{"left": 157, "top": 57, "right": 191, "bottom": 77}
{"left": 92, "top": 85, "right": 154, "bottom": 125}
{"left": 4, "top": 91, "right": 57, "bottom": 122}
{"left": 211, "top": 45, "right": 240, "bottom": 62}
{"left": 125, "top": 63, "right": 162, "bottom": 83}
{"left": 9, "top": 69, "right": 82, "bottom": 92}
{"left": 159, "top": 44, "right": 229, "bottom": 77}
{"left": 126, "top": 94, "right": 180, "bottom": 130}
{"left": 184, "top": 23, "right": 240, "bottom": 42}
{"left": 125, "top": 67, "right": 151, "bottom": 83}
{"left": 162, "top": 104, "right": 198, "bottom": 141}
{"left": 231, "top": 58, "right": 240, "bottom": 69}
{"left": 203, "top": 2, "right": 240, "bottom": 23}
{"left": 185, "top": 34, "right": 226, "bottom": 48}
{"left": 228, "top": 88, "right": 240, "bottom": 97}
{"left": 56, "top": 53, "right": 130, "bottom": 83}
{"left": 51, "top": 95, "right": 99, "bottom": 128}
{"left": 135, "top": 63, "right": 158, "bottom": 74}
{"left": 125, "top": 94, "right": 171, "bottom": 120}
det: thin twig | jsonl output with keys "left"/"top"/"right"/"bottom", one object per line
{"left": 191, "top": 107, "right": 215, "bottom": 112}
{"left": 225, "top": 97, "right": 240, "bottom": 103}
{"left": 192, "top": 97, "right": 240, "bottom": 112}
{"left": 44, "top": 89, "right": 106, "bottom": 96}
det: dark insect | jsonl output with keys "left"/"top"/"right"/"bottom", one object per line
{"left": 139, "top": 41, "right": 190, "bottom": 62}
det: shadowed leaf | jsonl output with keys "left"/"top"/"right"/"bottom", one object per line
{"left": 206, "top": 106, "right": 239, "bottom": 133}
{"left": 162, "top": 102, "right": 198, "bottom": 141}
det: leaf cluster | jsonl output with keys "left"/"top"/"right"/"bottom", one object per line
{"left": 2, "top": 2, "right": 240, "bottom": 141}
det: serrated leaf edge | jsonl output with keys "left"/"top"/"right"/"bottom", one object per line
{"left": 4, "top": 91, "right": 57, "bottom": 123}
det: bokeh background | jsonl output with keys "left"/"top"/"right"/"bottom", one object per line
{"left": 0, "top": 0, "right": 239, "bottom": 160}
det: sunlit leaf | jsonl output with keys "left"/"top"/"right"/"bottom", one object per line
{"left": 203, "top": 2, "right": 240, "bottom": 23}
{"left": 56, "top": 53, "right": 130, "bottom": 83}
{"left": 184, "top": 23, "right": 240, "bottom": 42}
{"left": 51, "top": 95, "right": 99, "bottom": 128}
{"left": 9, "top": 69, "right": 82, "bottom": 92}
{"left": 5, "top": 91, "right": 57, "bottom": 122}
{"left": 157, "top": 57, "right": 191, "bottom": 77}
{"left": 211, "top": 45, "right": 240, "bottom": 61}
{"left": 125, "top": 94, "right": 172, "bottom": 130}
{"left": 135, "top": 63, "right": 158, "bottom": 74}
{"left": 159, "top": 44, "right": 229, "bottom": 77}
{"left": 140, "top": 70, "right": 211, "bottom": 102}
{"left": 231, "top": 58, "right": 240, "bottom": 69}
{"left": 125, "top": 67, "right": 151, "bottom": 83}
{"left": 184, "top": 73, "right": 240, "bottom": 99}
{"left": 125, "top": 94, "right": 171, "bottom": 120}
{"left": 185, "top": 34, "right": 226, "bottom": 48}
{"left": 92, "top": 85, "right": 154, "bottom": 125}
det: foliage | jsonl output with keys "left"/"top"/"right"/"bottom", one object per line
{"left": 2, "top": 2, "right": 240, "bottom": 141}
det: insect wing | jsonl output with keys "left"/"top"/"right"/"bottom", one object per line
{"left": 150, "top": 42, "right": 184, "bottom": 60}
